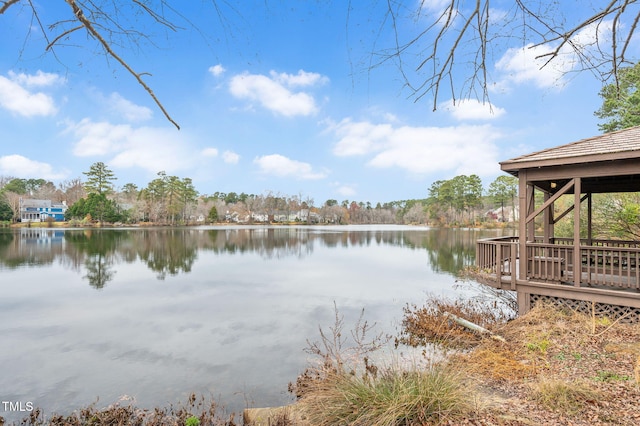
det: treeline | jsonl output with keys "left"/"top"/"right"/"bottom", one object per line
{"left": 0, "top": 163, "right": 520, "bottom": 226}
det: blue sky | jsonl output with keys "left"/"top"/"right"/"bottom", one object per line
{"left": 0, "top": 1, "right": 634, "bottom": 204}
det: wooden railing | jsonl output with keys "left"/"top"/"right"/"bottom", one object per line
{"left": 538, "top": 237, "right": 640, "bottom": 248}
{"left": 476, "top": 236, "right": 518, "bottom": 289}
{"left": 526, "top": 242, "right": 571, "bottom": 283}
{"left": 578, "top": 245, "right": 640, "bottom": 290}
{"left": 477, "top": 237, "right": 640, "bottom": 291}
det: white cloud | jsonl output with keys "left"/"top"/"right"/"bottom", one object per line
{"left": 254, "top": 154, "right": 327, "bottom": 180}
{"left": 495, "top": 21, "right": 613, "bottom": 90}
{"left": 222, "top": 150, "right": 240, "bottom": 164}
{"left": 367, "top": 125, "right": 500, "bottom": 176}
{"left": 330, "top": 182, "right": 356, "bottom": 197}
{"left": 420, "top": 0, "right": 451, "bottom": 11}
{"left": 229, "top": 70, "right": 327, "bottom": 117}
{"left": 69, "top": 119, "right": 133, "bottom": 157}
{"left": 270, "top": 70, "right": 329, "bottom": 87}
{"left": 8, "top": 70, "right": 64, "bottom": 87}
{"left": 200, "top": 148, "right": 239, "bottom": 164}
{"left": 329, "top": 119, "right": 394, "bottom": 156}
{"left": 109, "top": 131, "right": 192, "bottom": 173}
{"left": 202, "top": 147, "right": 219, "bottom": 157}
{"left": 0, "top": 71, "right": 60, "bottom": 117}
{"left": 495, "top": 43, "right": 568, "bottom": 89}
{"left": 0, "top": 155, "right": 67, "bottom": 180}
{"left": 209, "top": 64, "right": 226, "bottom": 77}
{"left": 440, "top": 99, "right": 506, "bottom": 121}
{"left": 108, "top": 93, "right": 153, "bottom": 122}
{"left": 329, "top": 119, "right": 502, "bottom": 177}
{"left": 66, "top": 119, "right": 193, "bottom": 173}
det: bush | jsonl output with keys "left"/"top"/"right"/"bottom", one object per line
{"left": 299, "top": 365, "right": 476, "bottom": 425}
{"left": 294, "top": 303, "right": 477, "bottom": 425}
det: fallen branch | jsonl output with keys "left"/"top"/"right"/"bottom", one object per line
{"left": 444, "top": 311, "right": 506, "bottom": 343}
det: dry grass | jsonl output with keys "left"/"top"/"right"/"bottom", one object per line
{"left": 6, "top": 394, "right": 237, "bottom": 426}
{"left": 293, "top": 304, "right": 479, "bottom": 425}
{"left": 529, "top": 378, "right": 599, "bottom": 415}
{"left": 396, "top": 299, "right": 640, "bottom": 425}
{"left": 298, "top": 365, "right": 477, "bottom": 426}
{"left": 453, "top": 347, "right": 536, "bottom": 382}
{"left": 397, "top": 295, "right": 514, "bottom": 350}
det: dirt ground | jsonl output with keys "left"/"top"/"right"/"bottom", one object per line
{"left": 441, "top": 304, "right": 640, "bottom": 425}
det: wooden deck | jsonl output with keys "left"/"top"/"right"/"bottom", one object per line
{"left": 476, "top": 236, "right": 640, "bottom": 316}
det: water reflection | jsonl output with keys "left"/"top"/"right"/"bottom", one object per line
{"left": 0, "top": 225, "right": 508, "bottom": 422}
{"left": 0, "top": 226, "right": 505, "bottom": 287}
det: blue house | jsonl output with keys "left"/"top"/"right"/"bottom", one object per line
{"left": 19, "top": 198, "right": 68, "bottom": 222}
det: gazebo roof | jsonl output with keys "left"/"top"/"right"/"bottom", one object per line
{"left": 501, "top": 126, "right": 640, "bottom": 171}
{"left": 500, "top": 126, "right": 640, "bottom": 194}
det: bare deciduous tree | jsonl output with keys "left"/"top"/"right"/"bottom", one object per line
{"left": 372, "top": 0, "right": 640, "bottom": 109}
{"left": 1, "top": 0, "right": 233, "bottom": 129}
{"left": 4, "top": 1, "right": 639, "bottom": 127}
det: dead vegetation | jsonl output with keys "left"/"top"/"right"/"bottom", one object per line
{"left": 292, "top": 305, "right": 479, "bottom": 425}
{"left": 4, "top": 394, "right": 237, "bottom": 426}
{"left": 400, "top": 299, "right": 640, "bottom": 425}
{"left": 5, "top": 296, "right": 640, "bottom": 425}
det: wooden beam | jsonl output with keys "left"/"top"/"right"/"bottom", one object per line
{"left": 521, "top": 160, "right": 640, "bottom": 181}
{"left": 553, "top": 193, "right": 589, "bottom": 224}
{"left": 587, "top": 193, "right": 593, "bottom": 245}
{"left": 525, "top": 178, "right": 575, "bottom": 224}
{"left": 574, "top": 177, "right": 582, "bottom": 288}
{"left": 519, "top": 171, "right": 528, "bottom": 281}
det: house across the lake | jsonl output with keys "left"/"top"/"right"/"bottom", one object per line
{"left": 19, "top": 198, "right": 68, "bottom": 222}
{"left": 476, "top": 126, "right": 640, "bottom": 320}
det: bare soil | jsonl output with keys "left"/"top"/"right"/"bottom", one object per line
{"left": 440, "top": 304, "right": 640, "bottom": 425}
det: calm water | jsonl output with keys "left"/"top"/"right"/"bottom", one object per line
{"left": 0, "top": 225, "right": 505, "bottom": 421}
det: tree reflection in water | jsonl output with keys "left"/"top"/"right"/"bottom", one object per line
{"left": 0, "top": 226, "right": 509, "bottom": 289}
{"left": 83, "top": 253, "right": 116, "bottom": 289}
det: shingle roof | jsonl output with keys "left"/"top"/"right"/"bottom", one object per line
{"left": 501, "top": 126, "right": 640, "bottom": 171}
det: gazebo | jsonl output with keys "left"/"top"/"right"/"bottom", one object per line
{"left": 476, "top": 126, "right": 640, "bottom": 319}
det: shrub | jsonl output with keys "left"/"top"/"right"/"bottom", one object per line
{"left": 299, "top": 365, "right": 476, "bottom": 425}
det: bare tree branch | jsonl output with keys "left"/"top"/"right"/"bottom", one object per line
{"left": 0, "top": 0, "right": 20, "bottom": 15}
{"left": 63, "top": 0, "right": 180, "bottom": 129}
{"left": 371, "top": 0, "right": 640, "bottom": 112}
{"left": 45, "top": 24, "right": 83, "bottom": 51}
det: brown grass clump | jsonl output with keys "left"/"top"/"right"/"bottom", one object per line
{"left": 294, "top": 304, "right": 479, "bottom": 425}
{"left": 10, "top": 393, "right": 237, "bottom": 426}
{"left": 397, "top": 296, "right": 513, "bottom": 349}
{"left": 454, "top": 347, "right": 537, "bottom": 382}
{"left": 529, "top": 378, "right": 599, "bottom": 415}
{"left": 398, "top": 297, "right": 640, "bottom": 424}
{"left": 298, "top": 365, "right": 478, "bottom": 426}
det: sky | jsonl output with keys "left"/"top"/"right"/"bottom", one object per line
{"left": 0, "top": 1, "right": 636, "bottom": 204}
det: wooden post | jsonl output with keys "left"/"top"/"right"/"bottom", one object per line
{"left": 518, "top": 171, "right": 528, "bottom": 281}
{"left": 587, "top": 193, "right": 593, "bottom": 246}
{"left": 510, "top": 241, "right": 517, "bottom": 290}
{"left": 543, "top": 191, "right": 553, "bottom": 244}
{"left": 526, "top": 184, "right": 535, "bottom": 243}
{"left": 496, "top": 243, "right": 503, "bottom": 283}
{"left": 574, "top": 177, "right": 582, "bottom": 287}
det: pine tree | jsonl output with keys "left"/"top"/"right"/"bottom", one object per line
{"left": 83, "top": 162, "right": 117, "bottom": 195}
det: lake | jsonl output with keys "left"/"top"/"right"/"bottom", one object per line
{"left": 0, "top": 225, "right": 506, "bottom": 421}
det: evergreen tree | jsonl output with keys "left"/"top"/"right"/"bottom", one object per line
{"left": 487, "top": 175, "right": 518, "bottom": 222}
{"left": 0, "top": 200, "right": 12, "bottom": 221}
{"left": 208, "top": 206, "right": 218, "bottom": 223}
{"left": 83, "top": 162, "right": 117, "bottom": 195}
{"left": 595, "top": 61, "right": 640, "bottom": 133}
